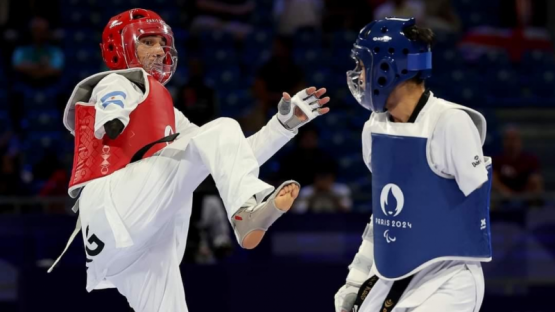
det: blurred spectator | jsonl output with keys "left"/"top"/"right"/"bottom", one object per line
{"left": 1, "top": 1, "right": 60, "bottom": 45}
{"left": 190, "top": 0, "right": 255, "bottom": 39}
{"left": 243, "top": 36, "right": 305, "bottom": 133}
{"left": 12, "top": 16, "right": 64, "bottom": 88}
{"left": 255, "top": 36, "right": 305, "bottom": 104}
{"left": 175, "top": 58, "right": 218, "bottom": 126}
{"left": 273, "top": 0, "right": 324, "bottom": 36}
{"left": 0, "top": 131, "right": 24, "bottom": 197}
{"left": 185, "top": 178, "right": 233, "bottom": 264}
{"left": 423, "top": 0, "right": 461, "bottom": 33}
{"left": 33, "top": 149, "right": 68, "bottom": 198}
{"left": 374, "top": 0, "right": 425, "bottom": 21}
{"left": 38, "top": 170, "right": 68, "bottom": 197}
{"left": 322, "top": 0, "right": 373, "bottom": 32}
{"left": 492, "top": 126, "right": 543, "bottom": 197}
{"left": 459, "top": 0, "right": 553, "bottom": 62}
{"left": 8, "top": 16, "right": 66, "bottom": 132}
{"left": 32, "top": 150, "right": 60, "bottom": 182}
{"left": 293, "top": 163, "right": 352, "bottom": 213}
{"left": 548, "top": 1, "right": 555, "bottom": 43}
{"left": 0, "top": 0, "right": 8, "bottom": 29}
{"left": 278, "top": 125, "right": 336, "bottom": 187}
{"left": 500, "top": 0, "right": 548, "bottom": 29}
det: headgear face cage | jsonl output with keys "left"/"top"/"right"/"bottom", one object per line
{"left": 347, "top": 18, "right": 432, "bottom": 112}
{"left": 101, "top": 9, "right": 178, "bottom": 85}
{"left": 121, "top": 22, "right": 177, "bottom": 84}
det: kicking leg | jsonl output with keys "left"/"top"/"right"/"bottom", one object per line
{"left": 189, "top": 117, "right": 300, "bottom": 249}
{"left": 232, "top": 180, "right": 299, "bottom": 249}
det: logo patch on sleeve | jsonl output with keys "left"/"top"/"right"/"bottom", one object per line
{"left": 472, "top": 155, "right": 482, "bottom": 167}
{"left": 101, "top": 91, "right": 127, "bottom": 108}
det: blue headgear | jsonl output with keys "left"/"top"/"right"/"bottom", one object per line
{"left": 347, "top": 18, "right": 432, "bottom": 112}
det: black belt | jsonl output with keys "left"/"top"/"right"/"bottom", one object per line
{"left": 352, "top": 274, "right": 414, "bottom": 312}
{"left": 130, "top": 133, "right": 180, "bottom": 163}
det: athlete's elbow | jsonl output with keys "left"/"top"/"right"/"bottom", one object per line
{"left": 104, "top": 119, "right": 125, "bottom": 140}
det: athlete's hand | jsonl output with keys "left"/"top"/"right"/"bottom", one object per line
{"left": 283, "top": 87, "right": 331, "bottom": 122}
{"left": 334, "top": 283, "right": 359, "bottom": 312}
{"left": 277, "top": 86, "right": 330, "bottom": 130}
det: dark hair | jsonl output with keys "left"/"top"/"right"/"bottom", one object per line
{"left": 403, "top": 25, "right": 435, "bottom": 85}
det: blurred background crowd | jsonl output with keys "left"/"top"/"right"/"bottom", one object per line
{"left": 0, "top": 0, "right": 554, "bottom": 311}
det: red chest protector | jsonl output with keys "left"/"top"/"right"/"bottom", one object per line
{"left": 68, "top": 75, "right": 176, "bottom": 197}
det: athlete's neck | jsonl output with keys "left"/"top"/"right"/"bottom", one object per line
{"left": 386, "top": 82, "right": 425, "bottom": 123}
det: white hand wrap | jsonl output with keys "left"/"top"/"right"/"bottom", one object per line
{"left": 277, "top": 88, "right": 323, "bottom": 130}
{"left": 334, "top": 284, "right": 359, "bottom": 312}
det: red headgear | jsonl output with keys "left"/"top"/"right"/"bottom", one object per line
{"left": 100, "top": 8, "right": 177, "bottom": 84}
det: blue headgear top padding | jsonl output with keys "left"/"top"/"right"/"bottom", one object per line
{"left": 347, "top": 17, "right": 432, "bottom": 112}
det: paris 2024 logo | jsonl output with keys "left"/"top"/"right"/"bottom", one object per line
{"left": 376, "top": 183, "right": 412, "bottom": 243}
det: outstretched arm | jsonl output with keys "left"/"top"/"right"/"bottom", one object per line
{"left": 173, "top": 87, "right": 330, "bottom": 167}
{"left": 246, "top": 87, "right": 330, "bottom": 166}
{"left": 245, "top": 114, "right": 296, "bottom": 166}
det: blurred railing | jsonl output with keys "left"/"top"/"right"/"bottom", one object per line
{"left": 0, "top": 193, "right": 554, "bottom": 294}
{"left": 490, "top": 192, "right": 555, "bottom": 202}
{"left": 0, "top": 196, "right": 76, "bottom": 214}
{"left": 0, "top": 192, "right": 553, "bottom": 213}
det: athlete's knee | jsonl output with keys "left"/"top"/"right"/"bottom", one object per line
{"left": 196, "top": 117, "right": 243, "bottom": 142}
{"left": 213, "top": 117, "right": 242, "bottom": 133}
{"left": 216, "top": 117, "right": 241, "bottom": 129}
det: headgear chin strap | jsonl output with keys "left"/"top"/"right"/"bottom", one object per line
{"left": 347, "top": 17, "right": 432, "bottom": 112}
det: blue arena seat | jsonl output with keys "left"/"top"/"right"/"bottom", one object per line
{"left": 293, "top": 29, "right": 323, "bottom": 48}
{"left": 244, "top": 29, "right": 274, "bottom": 50}
{"left": 199, "top": 30, "right": 235, "bottom": 48}
{"left": 23, "top": 110, "right": 62, "bottom": 132}
{"left": 205, "top": 66, "right": 241, "bottom": 90}
{"left": 203, "top": 47, "right": 238, "bottom": 67}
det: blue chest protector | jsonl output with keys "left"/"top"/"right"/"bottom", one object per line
{"left": 370, "top": 120, "right": 493, "bottom": 280}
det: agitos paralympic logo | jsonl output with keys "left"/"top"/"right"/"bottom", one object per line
{"left": 375, "top": 183, "right": 412, "bottom": 243}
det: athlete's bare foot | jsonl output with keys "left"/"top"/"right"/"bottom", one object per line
{"left": 233, "top": 181, "right": 301, "bottom": 249}
{"left": 274, "top": 183, "right": 300, "bottom": 211}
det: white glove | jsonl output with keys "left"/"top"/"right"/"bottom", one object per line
{"left": 334, "top": 283, "right": 360, "bottom": 312}
{"left": 277, "top": 87, "right": 330, "bottom": 130}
